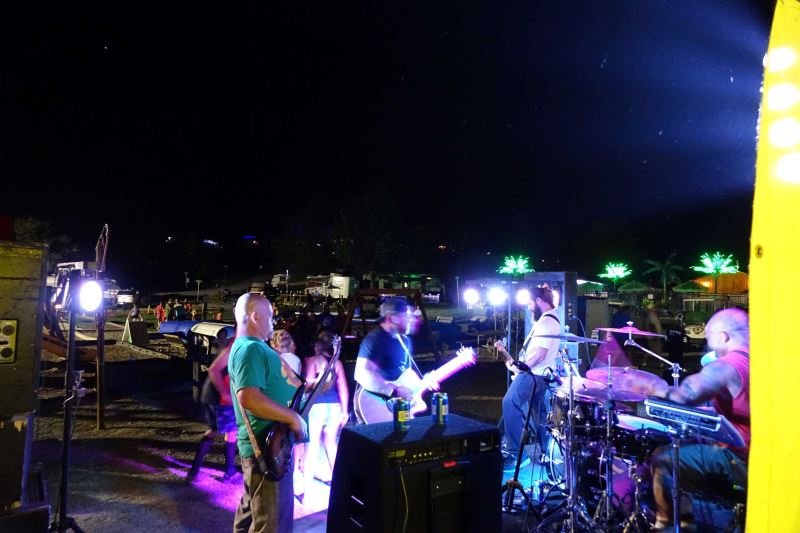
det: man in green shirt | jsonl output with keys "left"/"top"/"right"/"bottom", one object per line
{"left": 229, "top": 293, "right": 307, "bottom": 533}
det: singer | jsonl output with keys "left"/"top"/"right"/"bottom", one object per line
{"left": 495, "top": 285, "right": 562, "bottom": 470}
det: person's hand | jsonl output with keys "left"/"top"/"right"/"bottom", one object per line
{"left": 288, "top": 412, "right": 308, "bottom": 441}
{"left": 494, "top": 340, "right": 507, "bottom": 354}
{"left": 221, "top": 392, "right": 232, "bottom": 405}
{"left": 394, "top": 384, "right": 416, "bottom": 399}
{"left": 505, "top": 360, "right": 521, "bottom": 374}
{"left": 422, "top": 373, "right": 440, "bottom": 392}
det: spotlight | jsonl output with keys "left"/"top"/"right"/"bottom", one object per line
{"left": 78, "top": 280, "right": 103, "bottom": 312}
{"left": 487, "top": 287, "right": 508, "bottom": 307}
{"left": 515, "top": 288, "right": 531, "bottom": 306}
{"left": 765, "top": 47, "right": 796, "bottom": 73}
{"left": 769, "top": 118, "right": 800, "bottom": 149}
{"left": 776, "top": 152, "right": 800, "bottom": 184}
{"left": 463, "top": 288, "right": 480, "bottom": 306}
{"left": 767, "top": 83, "right": 799, "bottom": 112}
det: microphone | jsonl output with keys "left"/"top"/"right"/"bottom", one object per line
{"left": 545, "top": 367, "right": 563, "bottom": 386}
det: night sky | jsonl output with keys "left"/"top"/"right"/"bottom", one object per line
{"left": 1, "top": 1, "right": 776, "bottom": 285}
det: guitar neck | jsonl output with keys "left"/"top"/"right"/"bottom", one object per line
{"left": 425, "top": 355, "right": 472, "bottom": 389}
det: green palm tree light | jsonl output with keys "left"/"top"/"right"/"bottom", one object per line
{"left": 691, "top": 252, "right": 739, "bottom": 293}
{"left": 497, "top": 255, "right": 534, "bottom": 275}
{"left": 598, "top": 262, "right": 632, "bottom": 291}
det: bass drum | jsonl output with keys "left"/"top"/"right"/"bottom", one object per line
{"left": 544, "top": 438, "right": 651, "bottom": 517}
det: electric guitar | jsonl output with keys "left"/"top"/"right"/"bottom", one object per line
{"left": 494, "top": 339, "right": 531, "bottom": 373}
{"left": 353, "top": 346, "right": 476, "bottom": 424}
{"left": 260, "top": 336, "right": 341, "bottom": 480}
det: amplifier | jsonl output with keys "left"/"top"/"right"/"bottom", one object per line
{"left": 328, "top": 414, "right": 502, "bottom": 533}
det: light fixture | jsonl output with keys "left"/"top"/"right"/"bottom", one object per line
{"left": 487, "top": 287, "right": 508, "bottom": 307}
{"left": 78, "top": 280, "right": 103, "bottom": 312}
{"left": 463, "top": 288, "right": 480, "bottom": 306}
{"left": 515, "top": 288, "right": 531, "bottom": 306}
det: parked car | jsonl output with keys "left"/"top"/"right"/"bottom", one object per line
{"left": 115, "top": 290, "right": 136, "bottom": 309}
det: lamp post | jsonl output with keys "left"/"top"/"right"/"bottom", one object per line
{"left": 455, "top": 276, "right": 460, "bottom": 308}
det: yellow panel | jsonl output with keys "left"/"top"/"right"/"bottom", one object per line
{"left": 749, "top": 1, "right": 800, "bottom": 531}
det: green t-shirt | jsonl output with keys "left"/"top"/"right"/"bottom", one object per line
{"left": 228, "top": 336, "right": 298, "bottom": 458}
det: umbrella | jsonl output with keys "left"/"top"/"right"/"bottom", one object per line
{"left": 617, "top": 280, "right": 653, "bottom": 293}
{"left": 672, "top": 280, "right": 709, "bottom": 293}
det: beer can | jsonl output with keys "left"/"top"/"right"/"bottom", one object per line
{"left": 431, "top": 392, "right": 441, "bottom": 421}
{"left": 393, "top": 398, "right": 411, "bottom": 432}
{"left": 436, "top": 393, "right": 449, "bottom": 425}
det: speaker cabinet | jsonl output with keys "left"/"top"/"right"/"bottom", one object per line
{"left": 328, "top": 414, "right": 502, "bottom": 533}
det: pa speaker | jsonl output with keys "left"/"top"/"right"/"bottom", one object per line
{"left": 327, "top": 414, "right": 502, "bottom": 533}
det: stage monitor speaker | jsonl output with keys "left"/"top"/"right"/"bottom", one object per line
{"left": 327, "top": 414, "right": 502, "bottom": 533}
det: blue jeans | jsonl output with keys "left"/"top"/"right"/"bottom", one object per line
{"left": 650, "top": 443, "right": 747, "bottom": 524}
{"left": 501, "top": 373, "right": 550, "bottom": 455}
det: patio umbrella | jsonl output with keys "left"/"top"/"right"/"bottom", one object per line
{"left": 672, "top": 280, "right": 709, "bottom": 293}
{"left": 617, "top": 280, "right": 653, "bottom": 293}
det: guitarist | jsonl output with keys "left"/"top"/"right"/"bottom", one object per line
{"left": 495, "top": 285, "right": 561, "bottom": 471}
{"left": 353, "top": 297, "right": 420, "bottom": 420}
{"left": 228, "top": 293, "right": 308, "bottom": 533}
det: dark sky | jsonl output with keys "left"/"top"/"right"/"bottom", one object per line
{"left": 1, "top": 1, "right": 775, "bottom": 279}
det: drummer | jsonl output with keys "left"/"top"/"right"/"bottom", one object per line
{"left": 643, "top": 308, "right": 750, "bottom": 531}
{"left": 495, "top": 285, "right": 561, "bottom": 471}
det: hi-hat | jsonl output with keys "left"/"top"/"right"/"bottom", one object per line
{"left": 575, "top": 387, "right": 646, "bottom": 402}
{"left": 596, "top": 326, "right": 665, "bottom": 338}
{"left": 585, "top": 366, "right": 668, "bottom": 395}
{"left": 534, "top": 333, "right": 604, "bottom": 345}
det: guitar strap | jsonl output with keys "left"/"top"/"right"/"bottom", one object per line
{"left": 234, "top": 391, "right": 269, "bottom": 474}
{"left": 395, "top": 333, "right": 423, "bottom": 378}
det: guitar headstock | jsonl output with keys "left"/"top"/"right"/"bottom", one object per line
{"left": 455, "top": 346, "right": 477, "bottom": 367}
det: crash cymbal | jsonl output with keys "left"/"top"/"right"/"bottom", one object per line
{"left": 596, "top": 326, "right": 665, "bottom": 338}
{"left": 534, "top": 333, "right": 604, "bottom": 345}
{"left": 585, "top": 366, "right": 668, "bottom": 395}
{"left": 575, "top": 387, "right": 646, "bottom": 402}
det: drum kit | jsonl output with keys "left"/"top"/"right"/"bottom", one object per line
{"left": 530, "top": 324, "right": 678, "bottom": 532}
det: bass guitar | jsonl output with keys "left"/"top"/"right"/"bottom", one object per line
{"left": 354, "top": 346, "right": 476, "bottom": 424}
{"left": 259, "top": 335, "right": 341, "bottom": 481}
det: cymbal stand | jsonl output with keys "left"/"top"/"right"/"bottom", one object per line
{"left": 535, "top": 348, "right": 594, "bottom": 532}
{"left": 622, "top": 336, "right": 683, "bottom": 387}
{"left": 592, "top": 345, "right": 619, "bottom": 528}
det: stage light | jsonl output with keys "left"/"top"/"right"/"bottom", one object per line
{"left": 487, "top": 287, "right": 507, "bottom": 307}
{"left": 765, "top": 47, "right": 796, "bottom": 73}
{"left": 767, "top": 83, "right": 799, "bottom": 112}
{"left": 769, "top": 118, "right": 800, "bottom": 148}
{"left": 515, "top": 288, "right": 531, "bottom": 306}
{"left": 776, "top": 152, "right": 800, "bottom": 184}
{"left": 463, "top": 288, "right": 480, "bottom": 306}
{"left": 78, "top": 280, "right": 103, "bottom": 312}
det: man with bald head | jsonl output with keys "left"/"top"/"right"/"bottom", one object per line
{"left": 228, "top": 293, "right": 307, "bottom": 533}
{"left": 647, "top": 308, "right": 750, "bottom": 531}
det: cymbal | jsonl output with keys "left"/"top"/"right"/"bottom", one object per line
{"left": 585, "top": 366, "right": 668, "bottom": 395}
{"left": 596, "top": 326, "right": 665, "bottom": 338}
{"left": 534, "top": 333, "right": 604, "bottom": 345}
{"left": 575, "top": 387, "right": 646, "bottom": 402}
{"left": 554, "top": 376, "right": 606, "bottom": 393}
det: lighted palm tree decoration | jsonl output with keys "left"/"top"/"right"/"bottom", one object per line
{"left": 497, "top": 255, "right": 534, "bottom": 275}
{"left": 690, "top": 252, "right": 739, "bottom": 293}
{"left": 643, "top": 252, "right": 683, "bottom": 304}
{"left": 598, "top": 262, "right": 632, "bottom": 291}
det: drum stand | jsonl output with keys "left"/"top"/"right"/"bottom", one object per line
{"left": 592, "top": 347, "right": 620, "bottom": 529}
{"left": 535, "top": 349, "right": 595, "bottom": 532}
